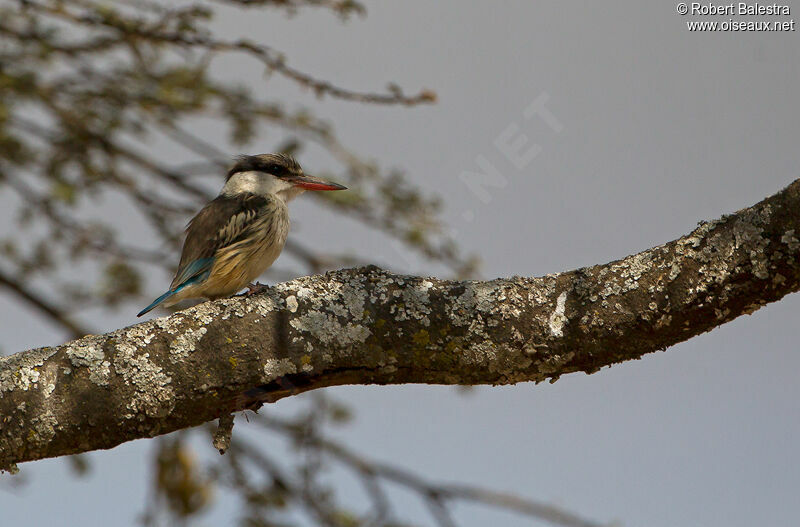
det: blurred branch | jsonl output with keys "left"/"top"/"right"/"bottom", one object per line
{"left": 211, "top": 0, "right": 367, "bottom": 17}
{"left": 15, "top": 0, "right": 433, "bottom": 106}
{"left": 0, "top": 268, "right": 88, "bottom": 339}
{"left": 2, "top": 163, "right": 171, "bottom": 265}
{"left": 258, "top": 413, "right": 607, "bottom": 527}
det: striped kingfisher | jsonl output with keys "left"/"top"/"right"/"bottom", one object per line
{"left": 137, "top": 153, "right": 346, "bottom": 317}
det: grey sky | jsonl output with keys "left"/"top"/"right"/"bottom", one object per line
{"left": 3, "top": 2, "right": 800, "bottom": 526}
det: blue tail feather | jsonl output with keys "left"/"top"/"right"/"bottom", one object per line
{"left": 137, "top": 258, "right": 214, "bottom": 317}
{"left": 137, "top": 289, "right": 177, "bottom": 317}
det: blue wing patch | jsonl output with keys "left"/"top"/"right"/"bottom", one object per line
{"left": 172, "top": 257, "right": 215, "bottom": 290}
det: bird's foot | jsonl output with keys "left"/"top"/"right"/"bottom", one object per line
{"left": 245, "top": 282, "right": 268, "bottom": 296}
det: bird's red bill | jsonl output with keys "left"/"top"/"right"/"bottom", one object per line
{"left": 293, "top": 176, "right": 347, "bottom": 191}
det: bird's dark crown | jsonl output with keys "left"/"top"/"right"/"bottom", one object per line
{"left": 226, "top": 153, "right": 303, "bottom": 182}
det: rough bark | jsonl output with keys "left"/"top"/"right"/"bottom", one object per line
{"left": 3, "top": 179, "right": 800, "bottom": 470}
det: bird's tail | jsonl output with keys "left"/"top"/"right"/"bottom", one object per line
{"left": 137, "top": 290, "right": 176, "bottom": 317}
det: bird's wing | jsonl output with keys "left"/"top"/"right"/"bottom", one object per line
{"left": 169, "top": 193, "right": 271, "bottom": 290}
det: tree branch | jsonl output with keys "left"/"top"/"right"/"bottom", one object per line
{"left": 3, "top": 178, "right": 800, "bottom": 469}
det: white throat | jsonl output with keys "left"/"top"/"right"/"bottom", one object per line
{"left": 221, "top": 171, "right": 306, "bottom": 202}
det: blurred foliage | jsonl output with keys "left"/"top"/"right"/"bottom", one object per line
{"left": 0, "top": 0, "right": 476, "bottom": 339}
{"left": 0, "top": 1, "right": 596, "bottom": 526}
{"left": 155, "top": 438, "right": 214, "bottom": 518}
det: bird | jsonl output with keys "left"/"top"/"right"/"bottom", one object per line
{"left": 137, "top": 153, "right": 347, "bottom": 317}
